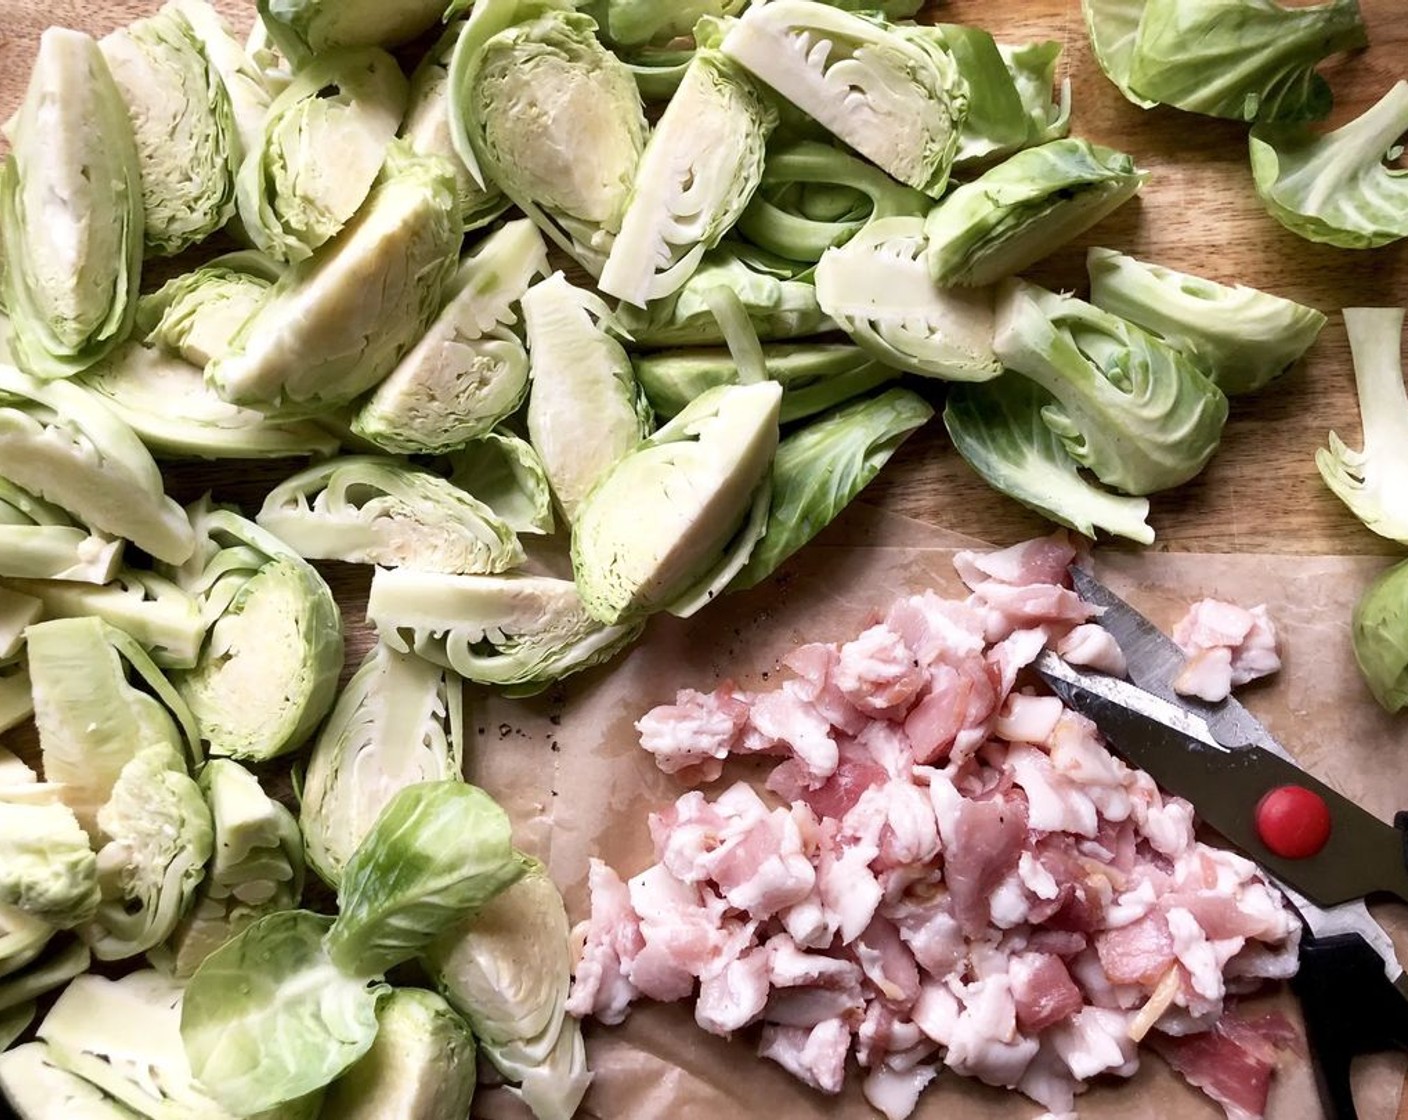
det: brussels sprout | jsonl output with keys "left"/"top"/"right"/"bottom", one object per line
{"left": 426, "top": 863, "right": 591, "bottom": 1120}
{"left": 4, "top": 567, "right": 204, "bottom": 669}
{"left": 367, "top": 569, "right": 645, "bottom": 696}
{"left": 1316, "top": 309, "right": 1408, "bottom": 544}
{"left": 601, "top": 47, "right": 776, "bottom": 307}
{"left": 0, "top": 29, "right": 143, "bottom": 380}
{"left": 1352, "top": 556, "right": 1408, "bottom": 713}
{"left": 637, "top": 343, "right": 898, "bottom": 423}
{"left": 449, "top": 0, "right": 648, "bottom": 275}
{"left": 1000, "top": 41, "right": 1072, "bottom": 148}
{"left": 28, "top": 617, "right": 199, "bottom": 836}
{"left": 0, "top": 365, "right": 195, "bottom": 565}
{"left": 258, "top": 0, "right": 447, "bottom": 63}
{"left": 0, "top": 664, "right": 33, "bottom": 737}
{"left": 82, "top": 344, "right": 339, "bottom": 462}
{"left": 923, "top": 138, "right": 1147, "bottom": 287}
{"left": 174, "top": 0, "right": 275, "bottom": 161}
{"left": 815, "top": 217, "right": 1002, "bottom": 381}
{"left": 162, "top": 501, "right": 344, "bottom": 763}
{"left": 573, "top": 380, "right": 782, "bottom": 625}
{"left": 319, "top": 988, "right": 478, "bottom": 1120}
{"left": 136, "top": 251, "right": 282, "bottom": 369}
{"left": 583, "top": 0, "right": 748, "bottom": 47}
{"left": 155, "top": 759, "right": 304, "bottom": 979}
{"left": 1087, "top": 247, "right": 1327, "bottom": 395}
{"left": 993, "top": 279, "right": 1229, "bottom": 496}
{"left": 100, "top": 6, "right": 237, "bottom": 257}
{"left": 945, "top": 372, "right": 1156, "bottom": 544}
{"left": 721, "top": 1, "right": 968, "bottom": 198}
{"left": 733, "top": 388, "right": 934, "bottom": 590}
{"left": 257, "top": 456, "right": 524, "bottom": 575}
{"left": 0, "top": 479, "right": 123, "bottom": 586}
{"left": 301, "top": 643, "right": 464, "bottom": 889}
{"left": 212, "top": 147, "right": 461, "bottom": 417}
{"left": 614, "top": 243, "right": 831, "bottom": 347}
{"left": 1081, "top": 0, "right": 1157, "bottom": 109}
{"left": 235, "top": 48, "right": 408, "bottom": 263}
{"left": 0, "top": 1042, "right": 143, "bottom": 1120}
{"left": 448, "top": 432, "right": 557, "bottom": 537}
{"left": 1250, "top": 81, "right": 1408, "bottom": 250}
{"left": 523, "top": 274, "right": 652, "bottom": 522}
{"left": 1127, "top": 0, "right": 1367, "bottom": 123}
{"left": 351, "top": 220, "right": 549, "bottom": 455}
{"left": 328, "top": 781, "right": 526, "bottom": 978}
{"left": 402, "top": 24, "right": 512, "bottom": 233}
{"left": 184, "top": 911, "right": 386, "bottom": 1116}
{"left": 0, "top": 799, "right": 98, "bottom": 929}
{"left": 736, "top": 140, "right": 930, "bottom": 265}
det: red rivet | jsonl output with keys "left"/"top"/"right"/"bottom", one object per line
{"left": 1254, "top": 785, "right": 1332, "bottom": 859}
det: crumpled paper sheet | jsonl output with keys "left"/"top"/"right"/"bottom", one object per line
{"left": 464, "top": 503, "right": 1407, "bottom": 1120}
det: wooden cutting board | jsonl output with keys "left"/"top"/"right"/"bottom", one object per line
{"left": 0, "top": 0, "right": 1405, "bottom": 555}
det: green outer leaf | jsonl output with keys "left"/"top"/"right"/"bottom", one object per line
{"left": 181, "top": 910, "right": 389, "bottom": 1115}
{"left": 586, "top": 0, "right": 748, "bottom": 47}
{"left": 328, "top": 781, "right": 525, "bottom": 978}
{"left": 938, "top": 24, "right": 1059, "bottom": 166}
{"left": 136, "top": 252, "right": 281, "bottom": 369}
{"left": 733, "top": 387, "right": 933, "bottom": 590}
{"left": 447, "top": 431, "right": 557, "bottom": 537}
{"left": 258, "top": 0, "right": 446, "bottom": 63}
{"left": 1081, "top": 0, "right": 1156, "bottom": 108}
{"left": 1352, "top": 556, "right": 1408, "bottom": 712}
{"left": 944, "top": 372, "right": 1155, "bottom": 544}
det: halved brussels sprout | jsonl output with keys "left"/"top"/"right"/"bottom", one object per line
{"left": 351, "top": 220, "right": 549, "bottom": 455}
{"left": 301, "top": 643, "right": 465, "bottom": 889}
{"left": 212, "top": 147, "right": 461, "bottom": 417}
{"left": 136, "top": 251, "right": 282, "bottom": 369}
{"left": 100, "top": 6, "right": 237, "bottom": 256}
{"left": 600, "top": 46, "right": 776, "bottom": 307}
{"left": 161, "top": 501, "right": 344, "bottom": 763}
{"left": 524, "top": 274, "right": 652, "bottom": 523}
{"left": 235, "top": 48, "right": 408, "bottom": 263}
{"left": 367, "top": 569, "right": 645, "bottom": 696}
{"left": 0, "top": 799, "right": 99, "bottom": 930}
{"left": 1352, "top": 555, "right": 1408, "bottom": 713}
{"left": 0, "top": 29, "right": 143, "bottom": 380}
{"left": 721, "top": 1, "right": 968, "bottom": 197}
{"left": 945, "top": 372, "right": 1156, "bottom": 544}
{"left": 319, "top": 987, "right": 478, "bottom": 1120}
{"left": 448, "top": 432, "right": 557, "bottom": 537}
{"left": 572, "top": 380, "right": 782, "bottom": 625}
{"left": 815, "top": 217, "right": 1001, "bottom": 381}
{"left": 923, "top": 138, "right": 1146, "bottom": 287}
{"left": 258, "top": 0, "right": 447, "bottom": 63}
{"left": 0, "top": 479, "right": 123, "bottom": 585}
{"left": 449, "top": 0, "right": 648, "bottom": 274}
{"left": 993, "top": 279, "right": 1229, "bottom": 496}
{"left": 257, "top": 456, "right": 524, "bottom": 575}
{"left": 1081, "top": 0, "right": 1156, "bottom": 109}
{"left": 0, "top": 365, "right": 195, "bottom": 565}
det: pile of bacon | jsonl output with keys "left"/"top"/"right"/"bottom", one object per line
{"left": 566, "top": 535, "right": 1302, "bottom": 1120}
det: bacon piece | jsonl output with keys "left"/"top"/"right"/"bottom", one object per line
{"left": 862, "top": 1063, "right": 939, "bottom": 1120}
{"left": 968, "top": 581, "right": 1098, "bottom": 643}
{"left": 1009, "top": 952, "right": 1084, "bottom": 1033}
{"left": 635, "top": 684, "right": 752, "bottom": 780}
{"left": 1096, "top": 910, "right": 1176, "bottom": 988}
{"left": 758, "top": 1019, "right": 852, "bottom": 1094}
{"left": 1150, "top": 1013, "right": 1301, "bottom": 1120}
{"left": 854, "top": 917, "right": 922, "bottom": 1006}
{"left": 995, "top": 693, "right": 1065, "bottom": 745}
{"left": 627, "top": 867, "right": 743, "bottom": 1002}
{"left": 748, "top": 684, "right": 839, "bottom": 782}
{"left": 855, "top": 1000, "right": 925, "bottom": 1068}
{"left": 566, "top": 858, "right": 644, "bottom": 1025}
{"left": 789, "top": 744, "right": 887, "bottom": 820}
{"left": 695, "top": 945, "right": 771, "bottom": 1036}
{"left": 1049, "top": 1006, "right": 1139, "bottom": 1080}
{"left": 1172, "top": 599, "right": 1281, "bottom": 702}
{"left": 944, "top": 793, "right": 1029, "bottom": 935}
{"left": 766, "top": 932, "right": 863, "bottom": 990}
{"left": 784, "top": 642, "right": 870, "bottom": 736}
{"left": 902, "top": 663, "right": 970, "bottom": 765}
{"left": 1056, "top": 622, "right": 1128, "bottom": 677}
{"left": 953, "top": 533, "right": 1077, "bottom": 591}
{"left": 833, "top": 624, "right": 926, "bottom": 715}
{"left": 884, "top": 591, "right": 986, "bottom": 667}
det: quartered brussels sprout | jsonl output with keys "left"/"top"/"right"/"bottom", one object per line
{"left": 583, "top": 0, "right": 748, "bottom": 48}
{"left": 212, "top": 147, "right": 461, "bottom": 417}
{"left": 327, "top": 781, "right": 526, "bottom": 978}
{"left": 155, "top": 759, "right": 304, "bottom": 979}
{"left": 137, "top": 251, "right": 282, "bottom": 369}
{"left": 923, "top": 138, "right": 1146, "bottom": 287}
{"left": 0, "top": 29, "right": 143, "bottom": 380}
{"left": 175, "top": 0, "right": 275, "bottom": 160}
{"left": 993, "top": 279, "right": 1230, "bottom": 496}
{"left": 352, "top": 220, "right": 549, "bottom": 455}
{"left": 301, "top": 643, "right": 464, "bottom": 889}
{"left": 815, "top": 217, "right": 1002, "bottom": 381}
{"left": 1250, "top": 81, "right": 1408, "bottom": 250}
{"left": 0, "top": 479, "right": 123, "bottom": 586}
{"left": 1081, "top": 0, "right": 1157, "bottom": 109}
{"left": 426, "top": 862, "right": 591, "bottom": 1120}
{"left": 257, "top": 456, "right": 524, "bottom": 575}
{"left": 235, "top": 48, "right": 409, "bottom": 263}
{"left": 319, "top": 987, "right": 478, "bottom": 1120}
{"left": 733, "top": 388, "right": 934, "bottom": 590}
{"left": 722, "top": 1, "right": 969, "bottom": 198}
{"left": 600, "top": 44, "right": 776, "bottom": 307}
{"left": 450, "top": 0, "right": 648, "bottom": 275}
{"left": 100, "top": 5, "right": 237, "bottom": 256}
{"left": 448, "top": 432, "right": 557, "bottom": 537}
{"left": 1352, "top": 556, "right": 1408, "bottom": 713}
{"left": 161, "top": 501, "right": 344, "bottom": 762}
{"left": 572, "top": 380, "right": 782, "bottom": 625}
{"left": 945, "top": 372, "right": 1156, "bottom": 544}
{"left": 1087, "top": 247, "right": 1327, "bottom": 395}
{"left": 523, "top": 274, "right": 652, "bottom": 522}
{"left": 402, "top": 25, "right": 511, "bottom": 233}
{"left": 0, "top": 798, "right": 99, "bottom": 930}
{"left": 258, "top": 0, "right": 448, "bottom": 63}
{"left": 367, "top": 569, "right": 645, "bottom": 696}
{"left": 0, "top": 365, "right": 195, "bottom": 565}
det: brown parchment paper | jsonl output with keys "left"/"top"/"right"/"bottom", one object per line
{"left": 463, "top": 503, "right": 1408, "bottom": 1120}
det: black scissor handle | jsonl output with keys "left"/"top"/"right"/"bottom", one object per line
{"left": 1290, "top": 932, "right": 1408, "bottom": 1120}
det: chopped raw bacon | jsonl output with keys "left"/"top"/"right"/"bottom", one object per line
{"left": 569, "top": 541, "right": 1303, "bottom": 1120}
{"left": 1172, "top": 599, "right": 1281, "bottom": 703}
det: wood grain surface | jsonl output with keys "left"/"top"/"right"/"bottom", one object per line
{"left": 0, "top": 0, "right": 1405, "bottom": 555}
